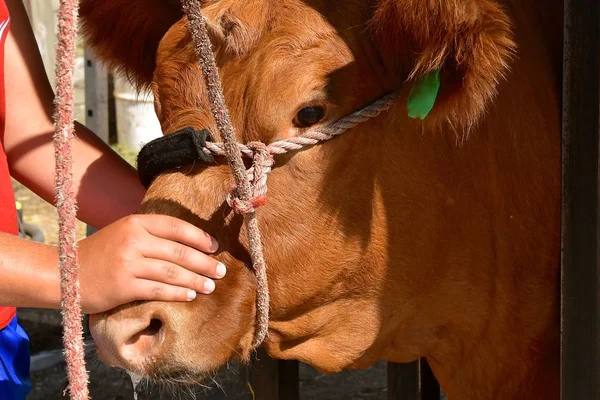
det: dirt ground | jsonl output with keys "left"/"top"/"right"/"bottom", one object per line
{"left": 12, "top": 179, "right": 88, "bottom": 247}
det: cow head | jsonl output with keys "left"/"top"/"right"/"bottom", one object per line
{"left": 82, "top": 0, "right": 516, "bottom": 385}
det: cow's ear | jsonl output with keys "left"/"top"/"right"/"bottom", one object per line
{"left": 368, "top": 0, "right": 516, "bottom": 134}
{"left": 79, "top": 0, "right": 183, "bottom": 90}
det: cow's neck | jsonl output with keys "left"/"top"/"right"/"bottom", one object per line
{"left": 371, "top": 105, "right": 560, "bottom": 399}
{"left": 425, "top": 330, "right": 559, "bottom": 400}
{"left": 377, "top": 276, "right": 559, "bottom": 400}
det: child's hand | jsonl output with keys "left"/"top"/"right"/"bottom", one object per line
{"left": 77, "top": 214, "right": 225, "bottom": 314}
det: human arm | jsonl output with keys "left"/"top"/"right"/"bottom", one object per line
{"left": 0, "top": 1, "right": 227, "bottom": 312}
{"left": 4, "top": 0, "right": 144, "bottom": 229}
{"left": 0, "top": 215, "right": 226, "bottom": 314}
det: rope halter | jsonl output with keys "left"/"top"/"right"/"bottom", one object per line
{"left": 136, "top": 0, "right": 400, "bottom": 349}
{"left": 226, "top": 141, "right": 273, "bottom": 215}
{"left": 208, "top": 93, "right": 396, "bottom": 214}
{"left": 138, "top": 92, "right": 397, "bottom": 214}
{"left": 137, "top": 91, "right": 396, "bottom": 348}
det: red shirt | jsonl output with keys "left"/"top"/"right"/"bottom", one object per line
{"left": 0, "top": 0, "right": 16, "bottom": 330}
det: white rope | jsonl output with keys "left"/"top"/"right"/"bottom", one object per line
{"left": 204, "top": 92, "right": 396, "bottom": 158}
{"left": 205, "top": 92, "right": 397, "bottom": 212}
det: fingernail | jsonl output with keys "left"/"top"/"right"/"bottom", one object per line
{"left": 204, "top": 279, "right": 216, "bottom": 293}
{"left": 216, "top": 262, "right": 227, "bottom": 278}
{"left": 210, "top": 236, "right": 219, "bottom": 252}
{"left": 187, "top": 290, "right": 197, "bottom": 301}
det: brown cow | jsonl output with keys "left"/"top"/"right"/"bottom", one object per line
{"left": 80, "top": 0, "right": 562, "bottom": 399}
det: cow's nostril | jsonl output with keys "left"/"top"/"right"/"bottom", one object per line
{"left": 126, "top": 318, "right": 163, "bottom": 345}
{"left": 122, "top": 318, "right": 165, "bottom": 363}
{"left": 147, "top": 318, "right": 162, "bottom": 334}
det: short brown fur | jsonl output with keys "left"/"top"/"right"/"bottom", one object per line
{"left": 82, "top": 1, "right": 562, "bottom": 399}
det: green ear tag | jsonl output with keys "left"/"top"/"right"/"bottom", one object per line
{"left": 407, "top": 70, "right": 441, "bottom": 120}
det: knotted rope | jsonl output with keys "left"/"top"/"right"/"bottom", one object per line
{"left": 53, "top": 0, "right": 395, "bottom": 396}
{"left": 54, "top": 0, "right": 89, "bottom": 399}
{"left": 180, "top": 0, "right": 396, "bottom": 347}
{"left": 225, "top": 142, "right": 274, "bottom": 214}
{"left": 180, "top": 0, "right": 270, "bottom": 347}
{"left": 207, "top": 94, "right": 396, "bottom": 214}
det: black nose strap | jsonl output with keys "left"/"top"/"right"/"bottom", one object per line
{"left": 136, "top": 127, "right": 215, "bottom": 188}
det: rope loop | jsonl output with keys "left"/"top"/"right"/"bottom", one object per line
{"left": 226, "top": 142, "right": 274, "bottom": 214}
{"left": 182, "top": 0, "right": 395, "bottom": 348}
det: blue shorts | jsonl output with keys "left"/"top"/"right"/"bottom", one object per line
{"left": 0, "top": 316, "right": 31, "bottom": 400}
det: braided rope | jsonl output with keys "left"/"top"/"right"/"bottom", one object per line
{"left": 51, "top": 0, "right": 394, "bottom": 396}
{"left": 226, "top": 142, "right": 274, "bottom": 214}
{"left": 203, "top": 93, "right": 396, "bottom": 158}
{"left": 54, "top": 0, "right": 89, "bottom": 398}
{"left": 208, "top": 93, "right": 396, "bottom": 213}
{"left": 182, "top": 0, "right": 396, "bottom": 349}
{"left": 181, "top": 0, "right": 270, "bottom": 347}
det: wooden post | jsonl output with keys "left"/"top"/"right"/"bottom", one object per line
{"left": 420, "top": 359, "right": 441, "bottom": 400}
{"left": 388, "top": 359, "right": 440, "bottom": 400}
{"left": 83, "top": 50, "right": 112, "bottom": 236}
{"left": 23, "top": 0, "right": 60, "bottom": 89}
{"left": 560, "top": 0, "right": 600, "bottom": 398}
{"left": 84, "top": 49, "right": 110, "bottom": 144}
{"left": 243, "top": 349, "right": 299, "bottom": 400}
{"left": 22, "top": 0, "right": 33, "bottom": 13}
{"left": 277, "top": 359, "right": 300, "bottom": 400}
{"left": 387, "top": 362, "right": 419, "bottom": 400}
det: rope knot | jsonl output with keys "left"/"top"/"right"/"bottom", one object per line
{"left": 227, "top": 142, "right": 274, "bottom": 214}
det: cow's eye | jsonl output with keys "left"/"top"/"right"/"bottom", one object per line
{"left": 294, "top": 106, "right": 325, "bottom": 128}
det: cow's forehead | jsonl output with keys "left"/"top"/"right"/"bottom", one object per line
{"left": 201, "top": 0, "right": 364, "bottom": 55}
